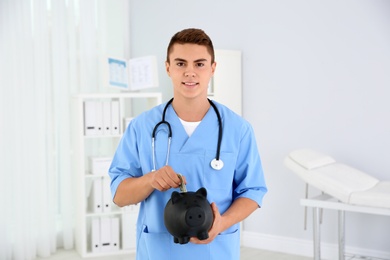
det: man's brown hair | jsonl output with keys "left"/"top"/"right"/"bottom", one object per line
{"left": 166, "top": 28, "right": 215, "bottom": 64}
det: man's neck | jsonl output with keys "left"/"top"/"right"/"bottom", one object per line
{"left": 171, "top": 97, "right": 210, "bottom": 122}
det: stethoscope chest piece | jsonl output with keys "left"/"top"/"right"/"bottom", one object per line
{"left": 211, "top": 158, "right": 224, "bottom": 170}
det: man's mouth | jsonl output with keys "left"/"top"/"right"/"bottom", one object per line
{"left": 183, "top": 82, "right": 198, "bottom": 86}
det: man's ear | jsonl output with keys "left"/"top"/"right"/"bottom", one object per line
{"left": 165, "top": 61, "right": 171, "bottom": 76}
{"left": 211, "top": 61, "right": 217, "bottom": 75}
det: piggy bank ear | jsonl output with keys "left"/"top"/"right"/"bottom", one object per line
{"left": 171, "top": 191, "right": 182, "bottom": 204}
{"left": 196, "top": 187, "right": 207, "bottom": 198}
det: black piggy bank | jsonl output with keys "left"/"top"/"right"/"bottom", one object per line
{"left": 164, "top": 187, "right": 213, "bottom": 244}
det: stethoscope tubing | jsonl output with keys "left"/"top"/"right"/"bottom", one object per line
{"left": 208, "top": 99, "right": 222, "bottom": 161}
{"left": 152, "top": 98, "right": 222, "bottom": 171}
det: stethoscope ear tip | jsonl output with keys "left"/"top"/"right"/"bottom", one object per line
{"left": 211, "top": 158, "right": 224, "bottom": 170}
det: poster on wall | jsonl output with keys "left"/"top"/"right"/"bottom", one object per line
{"left": 107, "top": 56, "right": 159, "bottom": 91}
{"left": 108, "top": 58, "right": 129, "bottom": 90}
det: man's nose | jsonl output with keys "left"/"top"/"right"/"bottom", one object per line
{"left": 184, "top": 66, "right": 196, "bottom": 77}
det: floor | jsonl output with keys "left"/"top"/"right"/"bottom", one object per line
{"left": 39, "top": 247, "right": 388, "bottom": 260}
{"left": 39, "top": 247, "right": 312, "bottom": 260}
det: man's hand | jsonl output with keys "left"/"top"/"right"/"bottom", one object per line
{"left": 190, "top": 202, "right": 222, "bottom": 244}
{"left": 189, "top": 197, "right": 259, "bottom": 244}
{"left": 149, "top": 165, "right": 186, "bottom": 191}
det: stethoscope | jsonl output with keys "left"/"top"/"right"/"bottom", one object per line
{"left": 152, "top": 98, "right": 224, "bottom": 171}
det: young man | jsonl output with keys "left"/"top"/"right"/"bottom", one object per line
{"left": 109, "top": 28, "right": 267, "bottom": 259}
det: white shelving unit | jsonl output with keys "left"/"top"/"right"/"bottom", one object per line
{"left": 71, "top": 92, "right": 162, "bottom": 258}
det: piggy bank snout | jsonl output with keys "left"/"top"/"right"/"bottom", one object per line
{"left": 164, "top": 187, "right": 213, "bottom": 244}
{"left": 185, "top": 206, "right": 206, "bottom": 227}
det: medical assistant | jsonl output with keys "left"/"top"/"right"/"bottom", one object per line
{"left": 109, "top": 100, "right": 267, "bottom": 260}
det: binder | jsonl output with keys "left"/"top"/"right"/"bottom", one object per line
{"left": 111, "top": 100, "right": 120, "bottom": 135}
{"left": 111, "top": 217, "right": 120, "bottom": 251}
{"left": 91, "top": 178, "right": 103, "bottom": 213}
{"left": 102, "top": 178, "right": 112, "bottom": 212}
{"left": 89, "top": 156, "right": 112, "bottom": 175}
{"left": 84, "top": 101, "right": 97, "bottom": 136}
{"left": 123, "top": 117, "right": 134, "bottom": 132}
{"left": 95, "top": 101, "right": 103, "bottom": 135}
{"left": 102, "top": 101, "right": 111, "bottom": 135}
{"left": 91, "top": 218, "right": 100, "bottom": 253}
{"left": 122, "top": 205, "right": 139, "bottom": 250}
{"left": 100, "top": 217, "right": 112, "bottom": 252}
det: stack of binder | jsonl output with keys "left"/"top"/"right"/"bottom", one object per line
{"left": 89, "top": 178, "right": 112, "bottom": 213}
{"left": 91, "top": 217, "right": 120, "bottom": 253}
{"left": 84, "top": 100, "right": 120, "bottom": 136}
{"left": 89, "top": 157, "right": 112, "bottom": 176}
{"left": 122, "top": 204, "right": 139, "bottom": 250}
{"left": 87, "top": 157, "right": 114, "bottom": 213}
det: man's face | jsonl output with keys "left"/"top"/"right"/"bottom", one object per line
{"left": 166, "top": 43, "right": 216, "bottom": 101}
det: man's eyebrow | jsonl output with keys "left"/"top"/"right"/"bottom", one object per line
{"left": 194, "top": 58, "right": 208, "bottom": 63}
{"left": 174, "top": 58, "right": 187, "bottom": 62}
{"left": 173, "top": 58, "right": 208, "bottom": 62}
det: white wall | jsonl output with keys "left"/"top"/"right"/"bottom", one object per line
{"left": 129, "top": 0, "right": 390, "bottom": 256}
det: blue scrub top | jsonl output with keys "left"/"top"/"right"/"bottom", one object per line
{"left": 109, "top": 101, "right": 267, "bottom": 260}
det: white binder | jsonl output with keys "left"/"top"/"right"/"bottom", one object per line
{"left": 102, "top": 101, "right": 111, "bottom": 135}
{"left": 122, "top": 205, "right": 139, "bottom": 250}
{"left": 102, "top": 178, "right": 112, "bottom": 212}
{"left": 89, "top": 156, "right": 112, "bottom": 175}
{"left": 83, "top": 101, "right": 97, "bottom": 136}
{"left": 91, "top": 218, "right": 100, "bottom": 253}
{"left": 111, "top": 217, "right": 120, "bottom": 251}
{"left": 123, "top": 117, "right": 134, "bottom": 132}
{"left": 95, "top": 101, "right": 103, "bottom": 135}
{"left": 111, "top": 100, "right": 120, "bottom": 135}
{"left": 91, "top": 178, "right": 103, "bottom": 213}
{"left": 100, "top": 217, "right": 112, "bottom": 252}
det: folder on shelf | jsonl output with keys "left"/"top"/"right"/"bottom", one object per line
{"left": 111, "top": 217, "right": 120, "bottom": 251}
{"left": 91, "top": 218, "right": 100, "bottom": 253}
{"left": 95, "top": 101, "right": 103, "bottom": 135}
{"left": 122, "top": 207, "right": 138, "bottom": 250}
{"left": 84, "top": 100, "right": 105, "bottom": 136}
{"left": 90, "top": 178, "right": 103, "bottom": 213}
{"left": 89, "top": 156, "right": 112, "bottom": 175}
{"left": 100, "top": 217, "right": 112, "bottom": 252}
{"left": 102, "top": 178, "right": 112, "bottom": 213}
{"left": 102, "top": 101, "right": 111, "bottom": 135}
{"left": 84, "top": 101, "right": 98, "bottom": 136}
{"left": 123, "top": 117, "right": 134, "bottom": 133}
{"left": 111, "top": 100, "right": 120, "bottom": 135}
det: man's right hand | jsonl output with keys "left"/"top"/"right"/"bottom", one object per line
{"left": 149, "top": 166, "right": 186, "bottom": 191}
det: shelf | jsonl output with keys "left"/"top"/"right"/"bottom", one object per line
{"left": 84, "top": 134, "right": 122, "bottom": 139}
{"left": 81, "top": 249, "right": 135, "bottom": 258}
{"left": 71, "top": 92, "right": 162, "bottom": 257}
{"left": 85, "top": 173, "right": 110, "bottom": 179}
{"left": 86, "top": 211, "right": 123, "bottom": 218}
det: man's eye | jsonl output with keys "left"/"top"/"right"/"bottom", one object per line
{"left": 196, "top": 63, "right": 205, "bottom": 67}
{"left": 176, "top": 62, "right": 185, "bottom": 67}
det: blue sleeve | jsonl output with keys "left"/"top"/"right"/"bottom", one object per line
{"left": 108, "top": 121, "right": 143, "bottom": 200}
{"left": 233, "top": 123, "right": 267, "bottom": 207}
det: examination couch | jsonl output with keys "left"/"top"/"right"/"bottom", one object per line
{"left": 284, "top": 149, "right": 390, "bottom": 260}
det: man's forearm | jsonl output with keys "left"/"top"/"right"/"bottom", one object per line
{"left": 220, "top": 197, "right": 259, "bottom": 232}
{"left": 113, "top": 174, "right": 154, "bottom": 207}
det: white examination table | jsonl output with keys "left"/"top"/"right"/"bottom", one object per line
{"left": 284, "top": 149, "right": 390, "bottom": 260}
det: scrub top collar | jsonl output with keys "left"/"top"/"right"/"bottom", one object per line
{"left": 164, "top": 103, "right": 221, "bottom": 154}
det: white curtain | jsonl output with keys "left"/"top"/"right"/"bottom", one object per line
{"left": 0, "top": 0, "right": 124, "bottom": 259}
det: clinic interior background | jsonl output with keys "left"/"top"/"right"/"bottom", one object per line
{"left": 127, "top": 0, "right": 390, "bottom": 258}
{"left": 1, "top": 0, "right": 389, "bottom": 259}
